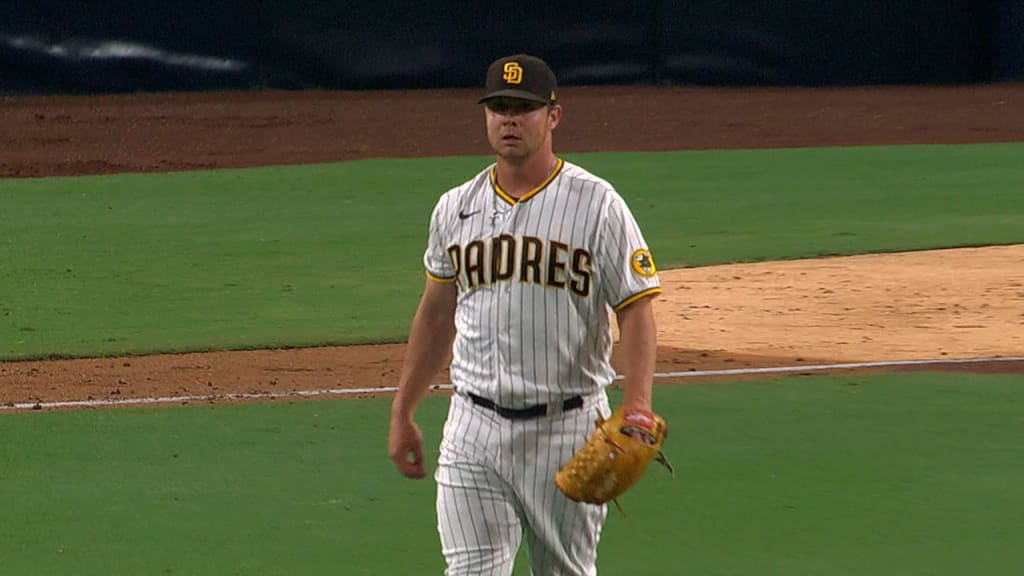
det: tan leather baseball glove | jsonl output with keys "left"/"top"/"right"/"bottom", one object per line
{"left": 555, "top": 406, "right": 674, "bottom": 514}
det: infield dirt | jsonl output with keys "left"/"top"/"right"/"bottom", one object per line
{"left": 2, "top": 84, "right": 1022, "bottom": 408}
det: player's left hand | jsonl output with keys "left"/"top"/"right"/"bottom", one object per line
{"left": 555, "top": 406, "right": 674, "bottom": 511}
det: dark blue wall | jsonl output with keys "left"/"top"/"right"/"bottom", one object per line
{"left": 656, "top": 0, "right": 990, "bottom": 85}
{"left": 993, "top": 0, "right": 1024, "bottom": 80}
{"left": 0, "top": 0, "right": 1016, "bottom": 94}
{"left": 255, "top": 2, "right": 656, "bottom": 89}
{"left": 0, "top": 1, "right": 261, "bottom": 92}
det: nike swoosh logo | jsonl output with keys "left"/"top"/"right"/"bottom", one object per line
{"left": 458, "top": 209, "right": 481, "bottom": 220}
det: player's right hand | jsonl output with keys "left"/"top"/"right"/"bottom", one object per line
{"left": 388, "top": 416, "right": 427, "bottom": 479}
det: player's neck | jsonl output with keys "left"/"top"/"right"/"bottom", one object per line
{"left": 495, "top": 151, "right": 558, "bottom": 199}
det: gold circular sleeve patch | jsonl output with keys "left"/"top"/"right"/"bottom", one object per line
{"left": 630, "top": 249, "right": 657, "bottom": 278}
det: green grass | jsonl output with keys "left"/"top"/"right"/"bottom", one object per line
{"left": 0, "top": 397, "right": 443, "bottom": 575}
{"left": 620, "top": 372, "right": 1024, "bottom": 576}
{"left": 579, "top": 143, "right": 1024, "bottom": 266}
{"left": 2, "top": 372, "right": 1022, "bottom": 575}
{"left": 1, "top": 143, "right": 1022, "bottom": 359}
{"left": 3, "top": 136, "right": 1021, "bottom": 576}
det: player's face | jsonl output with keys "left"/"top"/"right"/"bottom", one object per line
{"left": 484, "top": 98, "right": 561, "bottom": 162}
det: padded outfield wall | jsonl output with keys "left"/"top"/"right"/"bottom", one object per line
{"left": 0, "top": 1, "right": 1019, "bottom": 94}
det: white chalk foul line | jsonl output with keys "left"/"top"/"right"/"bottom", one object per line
{"left": 3, "top": 355, "right": 1022, "bottom": 412}
{"left": 634, "top": 355, "right": 1024, "bottom": 379}
{"left": 0, "top": 387, "right": 398, "bottom": 412}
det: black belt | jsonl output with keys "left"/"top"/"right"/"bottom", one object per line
{"left": 467, "top": 392, "right": 584, "bottom": 420}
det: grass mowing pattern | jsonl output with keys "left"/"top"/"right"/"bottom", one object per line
{"left": 2, "top": 372, "right": 1022, "bottom": 575}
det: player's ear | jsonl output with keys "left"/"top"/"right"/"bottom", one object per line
{"left": 548, "top": 104, "right": 562, "bottom": 129}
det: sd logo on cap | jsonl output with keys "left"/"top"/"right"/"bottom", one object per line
{"left": 480, "top": 54, "right": 557, "bottom": 105}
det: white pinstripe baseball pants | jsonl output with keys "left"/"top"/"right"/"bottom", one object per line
{"left": 435, "top": 391, "right": 611, "bottom": 576}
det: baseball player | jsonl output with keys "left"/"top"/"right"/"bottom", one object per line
{"left": 388, "top": 54, "right": 661, "bottom": 575}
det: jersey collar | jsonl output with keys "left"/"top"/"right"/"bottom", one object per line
{"left": 491, "top": 157, "right": 564, "bottom": 206}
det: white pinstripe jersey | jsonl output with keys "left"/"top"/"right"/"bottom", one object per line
{"left": 424, "top": 158, "right": 661, "bottom": 408}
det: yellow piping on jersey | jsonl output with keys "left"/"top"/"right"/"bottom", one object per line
{"left": 491, "top": 158, "right": 565, "bottom": 206}
{"left": 613, "top": 287, "right": 662, "bottom": 312}
{"left": 425, "top": 270, "right": 457, "bottom": 283}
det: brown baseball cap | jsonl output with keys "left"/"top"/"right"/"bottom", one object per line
{"left": 478, "top": 54, "right": 558, "bottom": 105}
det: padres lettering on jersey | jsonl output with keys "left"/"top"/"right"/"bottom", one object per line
{"left": 424, "top": 159, "right": 661, "bottom": 407}
{"left": 446, "top": 235, "right": 592, "bottom": 296}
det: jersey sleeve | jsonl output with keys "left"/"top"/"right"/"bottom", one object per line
{"left": 597, "top": 192, "right": 662, "bottom": 311}
{"left": 423, "top": 195, "right": 457, "bottom": 282}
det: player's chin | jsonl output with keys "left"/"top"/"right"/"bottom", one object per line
{"left": 495, "top": 143, "right": 529, "bottom": 160}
